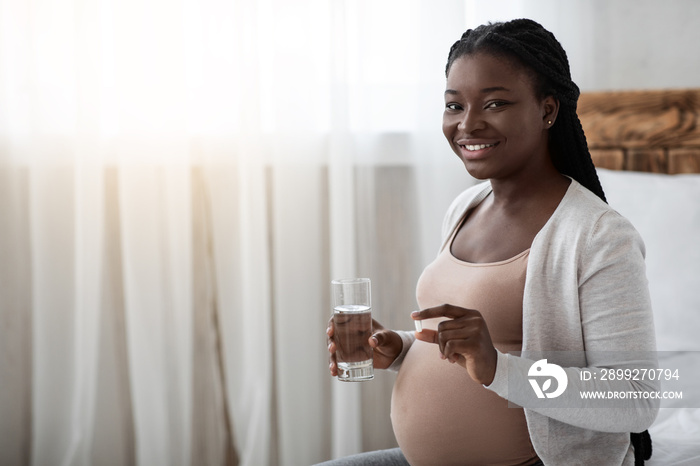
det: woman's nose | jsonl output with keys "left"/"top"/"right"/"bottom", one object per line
{"left": 458, "top": 108, "right": 486, "bottom": 133}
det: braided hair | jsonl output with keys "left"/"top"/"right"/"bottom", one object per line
{"left": 446, "top": 19, "right": 607, "bottom": 202}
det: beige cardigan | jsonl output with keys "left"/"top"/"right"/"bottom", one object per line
{"left": 392, "top": 179, "right": 659, "bottom": 465}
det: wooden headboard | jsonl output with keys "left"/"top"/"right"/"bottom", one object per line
{"left": 578, "top": 89, "right": 700, "bottom": 174}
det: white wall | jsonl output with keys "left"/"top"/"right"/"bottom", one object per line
{"left": 466, "top": 0, "right": 700, "bottom": 91}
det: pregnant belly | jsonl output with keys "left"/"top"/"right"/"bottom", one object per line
{"left": 391, "top": 340, "right": 536, "bottom": 466}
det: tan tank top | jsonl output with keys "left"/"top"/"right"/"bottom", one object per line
{"left": 391, "top": 220, "right": 539, "bottom": 466}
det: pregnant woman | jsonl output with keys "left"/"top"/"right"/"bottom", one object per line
{"left": 324, "top": 18, "right": 658, "bottom": 466}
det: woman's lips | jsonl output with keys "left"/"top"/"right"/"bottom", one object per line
{"left": 458, "top": 141, "right": 498, "bottom": 160}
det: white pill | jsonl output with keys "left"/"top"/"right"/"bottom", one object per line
{"left": 414, "top": 319, "right": 423, "bottom": 333}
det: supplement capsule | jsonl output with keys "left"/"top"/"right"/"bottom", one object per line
{"left": 414, "top": 319, "right": 423, "bottom": 333}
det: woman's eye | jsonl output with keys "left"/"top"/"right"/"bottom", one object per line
{"left": 445, "top": 103, "right": 462, "bottom": 111}
{"left": 486, "top": 101, "right": 507, "bottom": 109}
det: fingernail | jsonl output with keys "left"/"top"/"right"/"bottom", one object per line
{"left": 411, "top": 311, "right": 419, "bottom": 318}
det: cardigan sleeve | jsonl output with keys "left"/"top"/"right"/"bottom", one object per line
{"left": 486, "top": 210, "right": 660, "bottom": 433}
{"left": 386, "top": 331, "right": 416, "bottom": 372}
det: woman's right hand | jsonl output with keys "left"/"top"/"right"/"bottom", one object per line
{"left": 326, "top": 317, "right": 403, "bottom": 376}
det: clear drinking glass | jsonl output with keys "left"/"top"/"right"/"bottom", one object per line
{"left": 331, "top": 278, "right": 374, "bottom": 381}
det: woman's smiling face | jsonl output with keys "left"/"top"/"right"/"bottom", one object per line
{"left": 442, "top": 52, "right": 558, "bottom": 181}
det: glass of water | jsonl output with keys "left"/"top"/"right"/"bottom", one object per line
{"left": 331, "top": 278, "right": 374, "bottom": 382}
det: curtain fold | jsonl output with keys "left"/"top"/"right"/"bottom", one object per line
{"left": 191, "top": 167, "right": 238, "bottom": 466}
{"left": 29, "top": 164, "right": 79, "bottom": 466}
{"left": 92, "top": 167, "right": 135, "bottom": 466}
{"left": 0, "top": 166, "right": 33, "bottom": 466}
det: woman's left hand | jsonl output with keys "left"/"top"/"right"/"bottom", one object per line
{"left": 412, "top": 304, "right": 498, "bottom": 386}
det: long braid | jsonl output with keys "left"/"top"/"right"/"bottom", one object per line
{"left": 446, "top": 19, "right": 607, "bottom": 203}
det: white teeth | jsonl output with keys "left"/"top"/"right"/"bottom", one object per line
{"left": 463, "top": 143, "right": 495, "bottom": 151}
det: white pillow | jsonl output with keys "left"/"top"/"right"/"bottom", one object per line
{"left": 597, "top": 168, "right": 700, "bottom": 352}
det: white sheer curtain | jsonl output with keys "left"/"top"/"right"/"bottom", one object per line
{"left": 0, "top": 1, "right": 473, "bottom": 465}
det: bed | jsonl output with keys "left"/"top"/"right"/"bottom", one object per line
{"left": 578, "top": 89, "right": 700, "bottom": 465}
